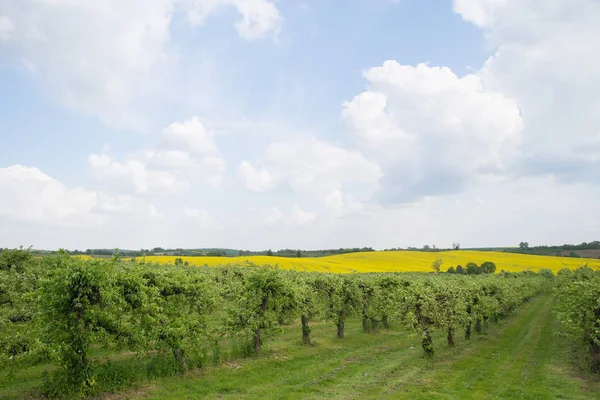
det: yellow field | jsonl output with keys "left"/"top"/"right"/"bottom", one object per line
{"left": 132, "top": 251, "right": 600, "bottom": 274}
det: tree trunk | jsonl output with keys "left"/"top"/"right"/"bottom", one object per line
{"left": 173, "top": 348, "right": 188, "bottom": 372}
{"left": 591, "top": 341, "right": 600, "bottom": 373}
{"left": 254, "top": 296, "right": 269, "bottom": 353}
{"left": 301, "top": 314, "right": 311, "bottom": 345}
{"left": 465, "top": 322, "right": 472, "bottom": 340}
{"left": 337, "top": 322, "right": 345, "bottom": 339}
{"left": 475, "top": 318, "right": 482, "bottom": 334}
{"left": 70, "top": 306, "right": 89, "bottom": 382}
{"left": 362, "top": 316, "right": 370, "bottom": 333}
{"left": 382, "top": 315, "right": 390, "bottom": 329}
{"left": 422, "top": 326, "right": 434, "bottom": 357}
{"left": 253, "top": 326, "right": 262, "bottom": 353}
{"left": 447, "top": 327, "right": 455, "bottom": 347}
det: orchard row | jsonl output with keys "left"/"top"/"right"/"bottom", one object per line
{"left": 1, "top": 249, "right": 548, "bottom": 397}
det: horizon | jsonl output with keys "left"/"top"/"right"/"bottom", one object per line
{"left": 15, "top": 241, "right": 599, "bottom": 254}
{"left": 1, "top": 1, "right": 599, "bottom": 249}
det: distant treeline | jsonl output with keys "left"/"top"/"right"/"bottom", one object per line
{"left": 503, "top": 241, "right": 600, "bottom": 258}
{"left": 3, "top": 241, "right": 598, "bottom": 259}
{"left": 33, "top": 247, "right": 377, "bottom": 258}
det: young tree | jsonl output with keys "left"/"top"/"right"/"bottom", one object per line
{"left": 37, "top": 253, "right": 122, "bottom": 393}
{"left": 410, "top": 282, "right": 437, "bottom": 356}
{"left": 466, "top": 262, "right": 482, "bottom": 275}
{"left": 316, "top": 275, "right": 361, "bottom": 339}
{"left": 298, "top": 277, "right": 319, "bottom": 344}
{"left": 431, "top": 259, "right": 443, "bottom": 273}
{"left": 481, "top": 261, "right": 497, "bottom": 274}
{"left": 455, "top": 265, "right": 465, "bottom": 275}
{"left": 228, "top": 267, "right": 293, "bottom": 353}
{"left": 357, "top": 278, "right": 378, "bottom": 333}
{"left": 446, "top": 266, "right": 456, "bottom": 274}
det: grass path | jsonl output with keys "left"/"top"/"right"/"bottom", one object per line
{"left": 127, "top": 294, "right": 599, "bottom": 400}
{"left": 391, "top": 295, "right": 597, "bottom": 399}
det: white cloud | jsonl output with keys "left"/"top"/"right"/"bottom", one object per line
{"left": 265, "top": 207, "right": 285, "bottom": 225}
{"left": 238, "top": 161, "right": 274, "bottom": 192}
{"left": 0, "top": 0, "right": 281, "bottom": 128}
{"left": 0, "top": 0, "right": 175, "bottom": 128}
{"left": 453, "top": 0, "right": 600, "bottom": 183}
{"left": 184, "top": 207, "right": 219, "bottom": 227}
{"left": 0, "top": 15, "right": 14, "bottom": 42}
{"left": 88, "top": 153, "right": 190, "bottom": 195}
{"left": 0, "top": 165, "right": 162, "bottom": 226}
{"left": 186, "top": 0, "right": 281, "bottom": 40}
{"left": 0, "top": 165, "right": 97, "bottom": 225}
{"left": 95, "top": 193, "right": 164, "bottom": 219}
{"left": 291, "top": 206, "right": 316, "bottom": 225}
{"left": 89, "top": 116, "right": 226, "bottom": 194}
{"left": 238, "top": 138, "right": 382, "bottom": 194}
{"left": 162, "top": 116, "right": 219, "bottom": 154}
{"left": 343, "top": 60, "right": 523, "bottom": 203}
{"left": 325, "top": 189, "right": 344, "bottom": 211}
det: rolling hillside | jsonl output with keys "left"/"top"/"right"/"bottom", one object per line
{"left": 134, "top": 250, "right": 600, "bottom": 274}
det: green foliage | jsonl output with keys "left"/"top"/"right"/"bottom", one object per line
{"left": 0, "top": 251, "right": 550, "bottom": 398}
{"left": 0, "top": 246, "right": 33, "bottom": 272}
{"left": 538, "top": 268, "right": 554, "bottom": 279}
{"left": 446, "top": 266, "right": 456, "bottom": 274}
{"left": 466, "top": 262, "right": 482, "bottom": 275}
{"left": 481, "top": 261, "right": 496, "bottom": 274}
{"left": 554, "top": 267, "right": 600, "bottom": 372}
{"left": 431, "top": 258, "right": 443, "bottom": 273}
{"left": 227, "top": 267, "right": 294, "bottom": 353}
{"left": 37, "top": 253, "right": 120, "bottom": 396}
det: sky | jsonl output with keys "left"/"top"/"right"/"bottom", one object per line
{"left": 0, "top": 0, "right": 599, "bottom": 251}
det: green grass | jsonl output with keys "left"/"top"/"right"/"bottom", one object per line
{"left": 2, "top": 294, "right": 598, "bottom": 399}
{"left": 130, "top": 294, "right": 599, "bottom": 399}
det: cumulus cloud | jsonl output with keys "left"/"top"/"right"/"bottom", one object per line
{"left": 94, "top": 193, "right": 164, "bottom": 219}
{"left": 343, "top": 61, "right": 523, "bottom": 203}
{"left": 0, "top": 0, "right": 281, "bottom": 128}
{"left": 453, "top": 0, "right": 600, "bottom": 183}
{"left": 0, "top": 0, "right": 175, "bottom": 128}
{"left": 186, "top": 0, "right": 281, "bottom": 40}
{"left": 162, "top": 116, "right": 219, "bottom": 154}
{"left": 238, "top": 161, "right": 274, "bottom": 192}
{"left": 88, "top": 153, "right": 190, "bottom": 195}
{"left": 0, "top": 165, "right": 97, "bottom": 225}
{"left": 89, "top": 116, "right": 226, "bottom": 194}
{"left": 238, "top": 138, "right": 382, "bottom": 195}
{"left": 0, "top": 165, "right": 162, "bottom": 226}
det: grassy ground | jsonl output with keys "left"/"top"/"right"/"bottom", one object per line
{"left": 2, "top": 294, "right": 598, "bottom": 399}
{"left": 117, "top": 294, "right": 598, "bottom": 400}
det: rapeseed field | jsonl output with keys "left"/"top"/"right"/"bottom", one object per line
{"left": 134, "top": 250, "right": 600, "bottom": 274}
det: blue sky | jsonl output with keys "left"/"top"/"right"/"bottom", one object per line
{"left": 1, "top": 0, "right": 599, "bottom": 250}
